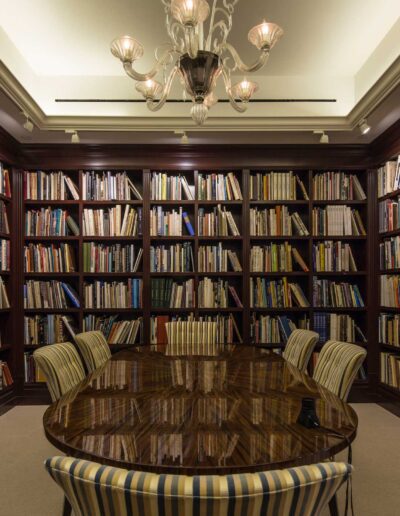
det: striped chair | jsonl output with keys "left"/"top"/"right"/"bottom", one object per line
{"left": 313, "top": 340, "right": 367, "bottom": 401}
{"left": 45, "top": 456, "right": 352, "bottom": 516}
{"left": 74, "top": 331, "right": 111, "bottom": 373}
{"left": 283, "top": 329, "right": 319, "bottom": 372}
{"left": 33, "top": 342, "right": 85, "bottom": 402}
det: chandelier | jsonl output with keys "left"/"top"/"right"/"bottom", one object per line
{"left": 111, "top": 0, "right": 283, "bottom": 125}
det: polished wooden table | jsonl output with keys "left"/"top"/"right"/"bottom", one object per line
{"left": 43, "top": 344, "right": 357, "bottom": 476}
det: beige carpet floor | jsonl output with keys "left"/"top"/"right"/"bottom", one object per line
{"left": 0, "top": 403, "right": 399, "bottom": 515}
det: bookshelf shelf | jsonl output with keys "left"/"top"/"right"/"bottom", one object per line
{"left": 379, "top": 269, "right": 400, "bottom": 274}
{"left": 313, "top": 307, "right": 367, "bottom": 312}
{"left": 150, "top": 308, "right": 194, "bottom": 313}
{"left": 312, "top": 271, "right": 367, "bottom": 276}
{"left": 0, "top": 308, "right": 11, "bottom": 313}
{"left": 198, "top": 200, "right": 243, "bottom": 206}
{"left": 24, "top": 236, "right": 79, "bottom": 242}
{"left": 0, "top": 194, "right": 11, "bottom": 203}
{"left": 250, "top": 236, "right": 308, "bottom": 241}
{"left": 198, "top": 307, "right": 243, "bottom": 312}
{"left": 311, "top": 200, "right": 367, "bottom": 206}
{"left": 251, "top": 307, "right": 310, "bottom": 312}
{"left": 312, "top": 235, "right": 367, "bottom": 241}
{"left": 379, "top": 306, "right": 400, "bottom": 312}
{"left": 150, "top": 272, "right": 194, "bottom": 277}
{"left": 0, "top": 345, "right": 11, "bottom": 352}
{"left": 198, "top": 236, "right": 243, "bottom": 241}
{"left": 24, "top": 200, "right": 79, "bottom": 206}
{"left": 24, "top": 308, "right": 80, "bottom": 314}
{"left": 378, "top": 188, "right": 400, "bottom": 202}
{"left": 380, "top": 343, "right": 400, "bottom": 352}
{"left": 150, "top": 200, "right": 194, "bottom": 205}
{"left": 83, "top": 272, "right": 143, "bottom": 278}
{"left": 378, "top": 229, "right": 400, "bottom": 238}
{"left": 0, "top": 232, "right": 10, "bottom": 239}
{"left": 249, "top": 200, "right": 308, "bottom": 206}
{"left": 150, "top": 236, "right": 195, "bottom": 241}
{"left": 82, "top": 236, "right": 142, "bottom": 242}
{"left": 83, "top": 200, "right": 143, "bottom": 206}
{"left": 0, "top": 271, "right": 10, "bottom": 276}
{"left": 250, "top": 271, "right": 308, "bottom": 276}
{"left": 82, "top": 308, "right": 143, "bottom": 313}
{"left": 24, "top": 272, "right": 80, "bottom": 278}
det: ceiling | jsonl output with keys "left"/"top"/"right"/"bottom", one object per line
{"left": 0, "top": 0, "right": 399, "bottom": 144}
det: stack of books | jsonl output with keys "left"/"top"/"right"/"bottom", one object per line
{"left": 151, "top": 172, "right": 194, "bottom": 200}
{"left": 83, "top": 243, "right": 142, "bottom": 273}
{"left": 25, "top": 208, "right": 79, "bottom": 236}
{"left": 82, "top": 171, "right": 142, "bottom": 200}
{"left": 24, "top": 280, "right": 79, "bottom": 308}
{"left": 380, "top": 275, "right": 400, "bottom": 307}
{"left": 312, "top": 172, "right": 366, "bottom": 200}
{"left": 198, "top": 172, "right": 242, "bottom": 200}
{"left": 250, "top": 171, "right": 308, "bottom": 200}
{"left": 379, "top": 313, "right": 400, "bottom": 347}
{"left": 313, "top": 312, "right": 366, "bottom": 343}
{"left": 84, "top": 279, "right": 142, "bottom": 309}
{"left": 312, "top": 206, "right": 366, "bottom": 236}
{"left": 198, "top": 278, "right": 242, "bottom": 308}
{"left": 198, "top": 243, "right": 241, "bottom": 272}
{"left": 24, "top": 171, "right": 79, "bottom": 200}
{"left": 250, "top": 207, "right": 308, "bottom": 236}
{"left": 377, "top": 157, "right": 400, "bottom": 197}
{"left": 312, "top": 241, "right": 357, "bottom": 272}
{"left": 250, "top": 243, "right": 308, "bottom": 272}
{"left": 380, "top": 236, "right": 400, "bottom": 270}
{"left": 198, "top": 205, "right": 240, "bottom": 236}
{"left": 83, "top": 206, "right": 142, "bottom": 236}
{"left": 313, "top": 279, "right": 364, "bottom": 307}
{"left": 150, "top": 243, "right": 194, "bottom": 272}
{"left": 250, "top": 277, "right": 309, "bottom": 308}
{"left": 151, "top": 278, "right": 195, "bottom": 308}
{"left": 379, "top": 198, "right": 400, "bottom": 233}
{"left": 24, "top": 243, "right": 76, "bottom": 273}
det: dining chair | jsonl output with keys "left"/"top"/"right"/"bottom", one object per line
{"left": 33, "top": 342, "right": 85, "bottom": 402}
{"left": 282, "top": 329, "right": 319, "bottom": 372}
{"left": 313, "top": 340, "right": 367, "bottom": 401}
{"left": 166, "top": 321, "right": 218, "bottom": 345}
{"left": 45, "top": 456, "right": 352, "bottom": 516}
{"left": 74, "top": 330, "right": 111, "bottom": 373}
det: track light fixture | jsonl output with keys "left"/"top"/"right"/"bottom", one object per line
{"left": 359, "top": 118, "right": 371, "bottom": 135}
{"left": 65, "top": 129, "right": 80, "bottom": 143}
{"left": 22, "top": 113, "right": 33, "bottom": 133}
{"left": 174, "top": 129, "right": 189, "bottom": 144}
{"left": 313, "top": 130, "right": 329, "bottom": 144}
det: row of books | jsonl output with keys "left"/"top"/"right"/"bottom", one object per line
{"left": 84, "top": 279, "right": 143, "bottom": 309}
{"left": 83, "top": 243, "right": 142, "bottom": 273}
{"left": 150, "top": 314, "right": 242, "bottom": 344}
{"left": 150, "top": 243, "right": 194, "bottom": 273}
{"left": 83, "top": 206, "right": 142, "bottom": 236}
{"left": 312, "top": 206, "right": 366, "bottom": 236}
{"left": 25, "top": 208, "right": 78, "bottom": 236}
{"left": 250, "top": 207, "right": 308, "bottom": 236}
{"left": 312, "top": 172, "right": 366, "bottom": 201}
{"left": 24, "top": 171, "right": 79, "bottom": 200}
{"left": 380, "top": 236, "right": 400, "bottom": 270}
{"left": 250, "top": 277, "right": 309, "bottom": 308}
{"left": 313, "top": 279, "right": 364, "bottom": 307}
{"left": 198, "top": 244, "right": 242, "bottom": 272}
{"left": 250, "top": 314, "right": 309, "bottom": 344}
{"left": 0, "top": 201, "right": 9, "bottom": 234}
{"left": 150, "top": 207, "right": 194, "bottom": 236}
{"left": 24, "top": 243, "right": 76, "bottom": 273}
{"left": 0, "top": 277, "right": 10, "bottom": 308}
{"left": 380, "top": 352, "right": 400, "bottom": 389}
{"left": 198, "top": 278, "right": 242, "bottom": 308}
{"left": 198, "top": 173, "right": 243, "bottom": 200}
{"left": 24, "top": 314, "right": 76, "bottom": 345}
{"left": 379, "top": 313, "right": 400, "bottom": 347}
{"left": 0, "top": 164, "right": 11, "bottom": 197}
{"left": 83, "top": 315, "right": 142, "bottom": 344}
{"left": 151, "top": 173, "right": 193, "bottom": 200}
{"left": 312, "top": 241, "right": 357, "bottom": 272}
{"left": 379, "top": 198, "right": 400, "bottom": 233}
{"left": 377, "top": 157, "right": 400, "bottom": 198}
{"left": 24, "top": 280, "right": 79, "bottom": 309}
{"left": 198, "top": 206, "right": 240, "bottom": 236}
{"left": 313, "top": 312, "right": 366, "bottom": 344}
{"left": 250, "top": 243, "right": 308, "bottom": 272}
{"left": 151, "top": 278, "right": 195, "bottom": 308}
{"left": 249, "top": 172, "right": 307, "bottom": 201}
{"left": 380, "top": 275, "right": 400, "bottom": 308}
{"left": 0, "top": 239, "right": 10, "bottom": 271}
{"left": 0, "top": 361, "right": 13, "bottom": 389}
{"left": 82, "top": 171, "right": 142, "bottom": 200}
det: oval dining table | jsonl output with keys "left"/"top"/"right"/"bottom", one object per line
{"left": 43, "top": 343, "right": 357, "bottom": 515}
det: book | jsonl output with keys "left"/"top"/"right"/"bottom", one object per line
{"left": 84, "top": 279, "right": 143, "bottom": 309}
{"left": 25, "top": 208, "right": 78, "bottom": 236}
{"left": 151, "top": 172, "right": 194, "bottom": 200}
{"left": 379, "top": 197, "right": 400, "bottom": 233}
{"left": 0, "top": 361, "right": 13, "bottom": 389}
{"left": 313, "top": 278, "right": 364, "bottom": 307}
{"left": 312, "top": 206, "right": 366, "bottom": 236}
{"left": 198, "top": 172, "right": 243, "bottom": 200}
{"left": 66, "top": 215, "right": 80, "bottom": 236}
{"left": 182, "top": 212, "right": 195, "bottom": 236}
{"left": 24, "top": 243, "right": 76, "bottom": 273}
{"left": 250, "top": 314, "right": 309, "bottom": 344}
{"left": 0, "top": 164, "right": 11, "bottom": 197}
{"left": 151, "top": 206, "right": 184, "bottom": 236}
{"left": 228, "top": 286, "right": 243, "bottom": 307}
{"left": 61, "top": 283, "right": 80, "bottom": 308}
{"left": 250, "top": 171, "right": 307, "bottom": 200}
{"left": 24, "top": 171, "right": 79, "bottom": 200}
{"left": 291, "top": 247, "right": 309, "bottom": 272}
{"left": 377, "top": 157, "right": 400, "bottom": 197}
{"left": 250, "top": 207, "right": 309, "bottom": 236}
{"left": 83, "top": 206, "right": 142, "bottom": 236}
{"left": 83, "top": 171, "right": 142, "bottom": 200}
{"left": 151, "top": 243, "right": 194, "bottom": 272}
{"left": 198, "top": 205, "right": 240, "bottom": 236}
{"left": 23, "top": 314, "right": 77, "bottom": 345}
{"left": 250, "top": 277, "right": 309, "bottom": 308}
{"left": 313, "top": 312, "right": 363, "bottom": 343}
{"left": 312, "top": 241, "right": 357, "bottom": 272}
{"left": 380, "top": 275, "right": 400, "bottom": 308}
{"left": 0, "top": 239, "right": 10, "bottom": 271}
{"left": 198, "top": 243, "right": 241, "bottom": 272}
{"left": 312, "top": 171, "right": 366, "bottom": 200}
{"left": 379, "top": 313, "right": 400, "bottom": 347}
{"left": 380, "top": 236, "right": 400, "bottom": 270}
{"left": 83, "top": 243, "right": 142, "bottom": 273}
{"left": 151, "top": 278, "right": 194, "bottom": 308}
{"left": 24, "top": 280, "right": 78, "bottom": 309}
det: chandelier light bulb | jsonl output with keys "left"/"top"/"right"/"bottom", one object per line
{"left": 231, "top": 78, "right": 259, "bottom": 103}
{"left": 204, "top": 91, "right": 218, "bottom": 108}
{"left": 110, "top": 35, "right": 144, "bottom": 63}
{"left": 171, "top": 0, "right": 210, "bottom": 27}
{"left": 135, "top": 79, "right": 163, "bottom": 100}
{"left": 248, "top": 21, "right": 283, "bottom": 51}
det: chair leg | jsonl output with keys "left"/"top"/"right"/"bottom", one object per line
{"left": 62, "top": 496, "right": 72, "bottom": 516}
{"left": 328, "top": 494, "right": 339, "bottom": 516}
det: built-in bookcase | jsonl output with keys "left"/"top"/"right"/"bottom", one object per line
{"left": 377, "top": 157, "right": 400, "bottom": 397}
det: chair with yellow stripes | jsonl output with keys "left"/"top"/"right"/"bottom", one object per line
{"left": 282, "top": 329, "right": 319, "bottom": 372}
{"left": 45, "top": 456, "right": 352, "bottom": 516}
{"left": 33, "top": 342, "right": 86, "bottom": 402}
{"left": 74, "top": 330, "right": 111, "bottom": 373}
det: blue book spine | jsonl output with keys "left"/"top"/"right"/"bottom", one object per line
{"left": 61, "top": 283, "right": 80, "bottom": 308}
{"left": 182, "top": 212, "right": 195, "bottom": 236}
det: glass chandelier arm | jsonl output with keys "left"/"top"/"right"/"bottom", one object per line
{"left": 184, "top": 27, "right": 199, "bottom": 58}
{"left": 221, "top": 67, "right": 247, "bottom": 113}
{"left": 146, "top": 66, "right": 179, "bottom": 112}
{"left": 223, "top": 42, "right": 270, "bottom": 73}
{"left": 123, "top": 48, "right": 176, "bottom": 82}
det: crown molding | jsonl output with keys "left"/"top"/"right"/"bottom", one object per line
{"left": 1, "top": 57, "right": 400, "bottom": 135}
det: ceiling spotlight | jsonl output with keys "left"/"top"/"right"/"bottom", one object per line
{"left": 65, "top": 129, "right": 80, "bottom": 144}
{"left": 22, "top": 113, "right": 33, "bottom": 132}
{"left": 313, "top": 130, "right": 329, "bottom": 144}
{"left": 359, "top": 118, "right": 371, "bottom": 135}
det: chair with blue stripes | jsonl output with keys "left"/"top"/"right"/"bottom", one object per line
{"left": 45, "top": 456, "right": 352, "bottom": 516}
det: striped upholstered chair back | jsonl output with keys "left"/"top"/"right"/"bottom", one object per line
{"left": 282, "top": 329, "right": 319, "bottom": 372}
{"left": 45, "top": 456, "right": 352, "bottom": 516}
{"left": 74, "top": 331, "right": 111, "bottom": 373}
{"left": 33, "top": 342, "right": 85, "bottom": 402}
{"left": 313, "top": 340, "right": 367, "bottom": 401}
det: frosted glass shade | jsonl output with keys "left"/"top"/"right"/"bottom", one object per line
{"left": 204, "top": 91, "right": 218, "bottom": 108}
{"left": 135, "top": 79, "right": 163, "bottom": 100}
{"left": 171, "top": 0, "right": 210, "bottom": 27}
{"left": 230, "top": 79, "right": 258, "bottom": 102}
{"left": 248, "top": 22, "right": 283, "bottom": 51}
{"left": 111, "top": 36, "right": 144, "bottom": 63}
